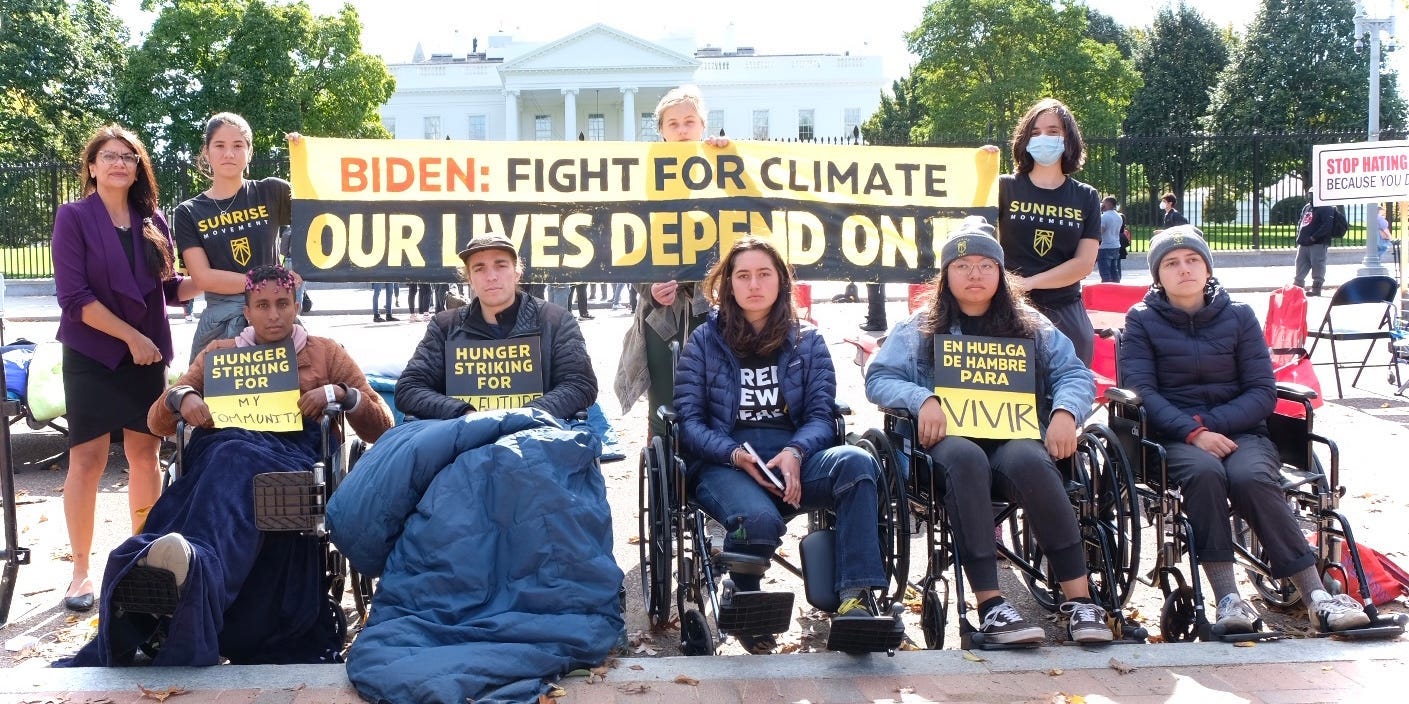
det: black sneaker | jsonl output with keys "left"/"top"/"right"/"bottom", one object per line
{"left": 977, "top": 599, "right": 1044, "bottom": 645}
{"left": 373, "top": 314, "right": 384, "bottom": 323}
{"left": 859, "top": 322, "right": 887, "bottom": 333}
{"left": 385, "top": 314, "right": 399, "bottom": 322}
{"left": 1060, "top": 600, "right": 1114, "bottom": 644}
{"left": 736, "top": 632, "right": 776, "bottom": 654}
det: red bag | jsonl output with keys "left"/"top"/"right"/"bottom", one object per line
{"left": 1265, "top": 285, "right": 1323, "bottom": 418}
{"left": 1329, "top": 543, "right": 1409, "bottom": 606}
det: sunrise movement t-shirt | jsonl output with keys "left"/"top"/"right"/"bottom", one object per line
{"left": 173, "top": 177, "right": 291, "bottom": 274}
{"left": 735, "top": 353, "right": 793, "bottom": 431}
{"left": 998, "top": 173, "right": 1101, "bottom": 306}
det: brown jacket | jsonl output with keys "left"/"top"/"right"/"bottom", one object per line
{"left": 148, "top": 336, "right": 393, "bottom": 442}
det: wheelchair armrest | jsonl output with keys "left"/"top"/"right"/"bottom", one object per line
{"left": 834, "top": 402, "right": 852, "bottom": 416}
{"left": 716, "top": 551, "right": 770, "bottom": 576}
{"left": 877, "top": 406, "right": 915, "bottom": 421}
{"left": 1104, "top": 387, "right": 1142, "bottom": 406}
{"left": 573, "top": 410, "right": 589, "bottom": 421}
{"left": 1275, "top": 381, "right": 1318, "bottom": 403}
{"left": 656, "top": 404, "right": 678, "bottom": 425}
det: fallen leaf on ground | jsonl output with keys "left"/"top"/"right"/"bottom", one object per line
{"left": 1047, "top": 668, "right": 1064, "bottom": 676}
{"left": 628, "top": 664, "right": 644, "bottom": 670}
{"left": 627, "top": 536, "right": 640, "bottom": 544}
{"left": 543, "top": 683, "right": 566, "bottom": 698}
{"left": 1108, "top": 658, "right": 1136, "bottom": 675}
{"left": 895, "top": 686, "right": 915, "bottom": 694}
{"left": 1233, "top": 640, "right": 1256, "bottom": 648}
{"left": 673, "top": 674, "right": 699, "bottom": 686}
{"left": 962, "top": 650, "right": 986, "bottom": 662}
{"left": 137, "top": 685, "right": 189, "bottom": 702}
{"left": 618, "top": 682, "right": 651, "bottom": 694}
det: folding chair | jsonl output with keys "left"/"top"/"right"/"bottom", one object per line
{"left": 1306, "top": 276, "right": 1400, "bottom": 397}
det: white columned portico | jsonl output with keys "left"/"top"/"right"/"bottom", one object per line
{"left": 504, "top": 90, "right": 520, "bottom": 140}
{"left": 563, "top": 88, "right": 579, "bottom": 140}
{"left": 621, "top": 87, "right": 638, "bottom": 141}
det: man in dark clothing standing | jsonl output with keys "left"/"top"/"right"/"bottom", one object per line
{"left": 861, "top": 283, "right": 887, "bottom": 332}
{"left": 1293, "top": 191, "right": 1342, "bottom": 297}
{"left": 1160, "top": 193, "right": 1189, "bottom": 229}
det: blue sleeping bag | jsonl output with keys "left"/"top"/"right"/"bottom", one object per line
{"left": 327, "top": 409, "right": 624, "bottom": 704}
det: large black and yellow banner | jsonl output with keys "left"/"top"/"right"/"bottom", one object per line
{"left": 933, "top": 335, "right": 1038, "bottom": 440}
{"left": 289, "top": 138, "right": 999, "bottom": 283}
{"left": 203, "top": 341, "right": 302, "bottom": 431}
{"left": 445, "top": 337, "right": 544, "bottom": 411}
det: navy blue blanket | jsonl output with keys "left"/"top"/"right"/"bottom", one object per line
{"left": 57, "top": 424, "right": 341, "bottom": 667}
{"left": 328, "top": 410, "right": 624, "bottom": 704}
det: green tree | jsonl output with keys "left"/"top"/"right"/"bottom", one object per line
{"left": 0, "top": 0, "right": 128, "bottom": 161}
{"left": 118, "top": 0, "right": 395, "bottom": 189}
{"left": 1121, "top": 2, "right": 1230, "bottom": 204}
{"left": 1203, "top": 0, "right": 1408, "bottom": 190}
{"left": 1085, "top": 7, "right": 1134, "bottom": 60}
{"left": 861, "top": 74, "right": 928, "bottom": 145}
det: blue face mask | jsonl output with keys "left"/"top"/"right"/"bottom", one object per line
{"left": 1026, "top": 135, "right": 1065, "bottom": 167}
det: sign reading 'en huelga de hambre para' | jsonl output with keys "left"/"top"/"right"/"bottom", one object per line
{"left": 932, "top": 335, "right": 1038, "bottom": 440}
{"left": 203, "top": 341, "right": 301, "bottom": 431}
{"left": 445, "top": 336, "right": 544, "bottom": 412}
{"left": 288, "top": 137, "right": 1000, "bottom": 284}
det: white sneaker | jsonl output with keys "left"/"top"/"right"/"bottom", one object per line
{"left": 1215, "top": 593, "right": 1260, "bottom": 633}
{"left": 1309, "top": 590, "right": 1371, "bottom": 632}
{"left": 139, "top": 533, "right": 193, "bottom": 591}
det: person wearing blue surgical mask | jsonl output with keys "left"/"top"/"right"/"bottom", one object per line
{"left": 997, "top": 98, "right": 1101, "bottom": 366}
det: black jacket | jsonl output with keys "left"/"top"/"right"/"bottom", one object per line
{"left": 395, "top": 292, "right": 598, "bottom": 420}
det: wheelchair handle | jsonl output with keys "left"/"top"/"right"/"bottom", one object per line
{"left": 1274, "top": 381, "right": 1318, "bottom": 403}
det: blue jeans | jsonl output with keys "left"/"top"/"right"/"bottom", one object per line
{"left": 688, "top": 426, "right": 885, "bottom": 593}
{"left": 1096, "top": 247, "right": 1122, "bottom": 282}
{"left": 371, "top": 283, "right": 394, "bottom": 315}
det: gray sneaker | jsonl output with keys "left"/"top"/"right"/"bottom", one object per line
{"left": 1060, "top": 600, "right": 1114, "bottom": 644}
{"left": 978, "top": 600, "right": 1045, "bottom": 645}
{"left": 1309, "top": 590, "right": 1371, "bottom": 632}
{"left": 1215, "top": 594, "right": 1260, "bottom": 633}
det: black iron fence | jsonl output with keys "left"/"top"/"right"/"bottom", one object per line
{"left": 3, "top": 132, "right": 1401, "bottom": 278}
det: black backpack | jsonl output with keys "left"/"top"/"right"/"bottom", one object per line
{"left": 1331, "top": 207, "right": 1349, "bottom": 239}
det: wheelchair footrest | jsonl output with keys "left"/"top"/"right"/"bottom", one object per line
{"left": 826, "top": 603, "right": 906, "bottom": 654}
{"left": 1315, "top": 613, "right": 1408, "bottom": 640}
{"left": 111, "top": 566, "right": 179, "bottom": 618}
{"left": 253, "top": 471, "right": 323, "bottom": 532}
{"left": 717, "top": 589, "right": 794, "bottom": 636}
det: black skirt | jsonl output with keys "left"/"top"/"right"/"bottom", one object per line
{"left": 62, "top": 346, "right": 166, "bottom": 446}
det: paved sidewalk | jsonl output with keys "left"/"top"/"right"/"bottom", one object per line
{"left": 2, "top": 639, "right": 1404, "bottom": 703}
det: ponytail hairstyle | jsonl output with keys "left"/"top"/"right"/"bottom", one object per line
{"left": 79, "top": 125, "right": 173, "bottom": 279}
{"left": 195, "top": 112, "right": 254, "bottom": 180}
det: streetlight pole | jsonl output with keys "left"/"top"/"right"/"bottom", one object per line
{"left": 1355, "top": 0, "right": 1396, "bottom": 276}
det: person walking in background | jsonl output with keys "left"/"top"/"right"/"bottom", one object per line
{"left": 1160, "top": 193, "right": 1189, "bottom": 229}
{"left": 52, "top": 125, "right": 199, "bottom": 611}
{"left": 372, "top": 283, "right": 398, "bottom": 322}
{"left": 1098, "top": 197, "right": 1124, "bottom": 283}
{"left": 406, "top": 282, "right": 432, "bottom": 322}
{"left": 997, "top": 97, "right": 1101, "bottom": 366}
{"left": 1293, "top": 190, "right": 1345, "bottom": 297}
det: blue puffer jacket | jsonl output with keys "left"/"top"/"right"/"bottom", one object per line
{"left": 673, "top": 312, "right": 837, "bottom": 472}
{"left": 1120, "top": 285, "right": 1276, "bottom": 443}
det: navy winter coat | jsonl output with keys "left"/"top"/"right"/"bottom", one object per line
{"left": 1120, "top": 285, "right": 1276, "bottom": 443}
{"left": 673, "top": 312, "right": 838, "bottom": 472}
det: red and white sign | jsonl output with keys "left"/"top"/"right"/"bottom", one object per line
{"left": 1314, "top": 140, "right": 1409, "bottom": 205}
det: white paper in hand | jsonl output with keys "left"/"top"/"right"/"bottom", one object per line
{"left": 742, "top": 442, "right": 786, "bottom": 491}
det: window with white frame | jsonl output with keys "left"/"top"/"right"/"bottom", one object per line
{"left": 535, "top": 114, "right": 552, "bottom": 140}
{"left": 844, "top": 107, "right": 862, "bottom": 138}
{"left": 423, "top": 116, "right": 441, "bottom": 140}
{"left": 708, "top": 109, "right": 725, "bottom": 137}
{"left": 640, "top": 112, "right": 659, "bottom": 141}
{"left": 587, "top": 113, "right": 606, "bottom": 141}
{"left": 752, "top": 110, "right": 770, "bottom": 140}
{"left": 383, "top": 116, "right": 396, "bottom": 137}
{"left": 468, "top": 114, "right": 487, "bottom": 140}
{"left": 798, "top": 109, "right": 815, "bottom": 141}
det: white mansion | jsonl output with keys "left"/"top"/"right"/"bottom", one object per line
{"left": 379, "top": 24, "right": 887, "bottom": 143}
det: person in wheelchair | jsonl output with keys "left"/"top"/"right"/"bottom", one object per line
{"left": 1121, "top": 226, "right": 1370, "bottom": 634}
{"left": 865, "top": 216, "right": 1114, "bottom": 645}
{"left": 395, "top": 232, "right": 597, "bottom": 420}
{"left": 57, "top": 265, "right": 393, "bottom": 667}
{"left": 673, "top": 236, "right": 886, "bottom": 653}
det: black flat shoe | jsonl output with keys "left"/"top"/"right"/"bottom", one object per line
{"left": 64, "top": 592, "right": 94, "bottom": 611}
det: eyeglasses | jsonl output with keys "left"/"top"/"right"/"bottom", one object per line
{"left": 950, "top": 261, "right": 1000, "bottom": 275}
{"left": 97, "top": 151, "right": 140, "bottom": 166}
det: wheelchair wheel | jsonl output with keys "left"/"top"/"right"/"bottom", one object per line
{"left": 856, "top": 428, "right": 910, "bottom": 607}
{"left": 680, "top": 608, "right": 716, "bottom": 656}
{"left": 1007, "top": 510, "right": 1060, "bottom": 612}
{"left": 1160, "top": 586, "right": 1199, "bottom": 642}
{"left": 639, "top": 438, "right": 675, "bottom": 628}
{"left": 919, "top": 575, "right": 949, "bottom": 650}
{"left": 1078, "top": 425, "right": 1142, "bottom": 610}
{"left": 1234, "top": 515, "right": 1300, "bottom": 608}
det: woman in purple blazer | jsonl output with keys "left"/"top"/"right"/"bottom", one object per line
{"left": 51, "top": 125, "right": 198, "bottom": 611}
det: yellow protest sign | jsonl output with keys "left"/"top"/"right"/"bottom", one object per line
{"left": 933, "top": 335, "right": 1039, "bottom": 440}
{"left": 203, "top": 341, "right": 301, "bottom": 431}
{"left": 445, "top": 337, "right": 544, "bottom": 411}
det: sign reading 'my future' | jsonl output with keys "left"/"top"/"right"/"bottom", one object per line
{"left": 288, "top": 137, "right": 1001, "bottom": 284}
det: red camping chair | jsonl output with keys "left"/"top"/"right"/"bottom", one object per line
{"left": 1082, "top": 283, "right": 1148, "bottom": 400}
{"left": 1265, "top": 285, "right": 1324, "bottom": 418}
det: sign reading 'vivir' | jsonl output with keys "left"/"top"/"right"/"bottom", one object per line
{"left": 1313, "top": 140, "right": 1409, "bottom": 205}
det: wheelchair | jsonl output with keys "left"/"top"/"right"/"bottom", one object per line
{"left": 109, "top": 404, "right": 371, "bottom": 655}
{"left": 1106, "top": 383, "right": 1409, "bottom": 642}
{"left": 860, "top": 406, "right": 1144, "bottom": 650}
{"left": 638, "top": 403, "right": 910, "bottom": 656}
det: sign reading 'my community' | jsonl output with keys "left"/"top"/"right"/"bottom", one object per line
{"left": 288, "top": 137, "right": 999, "bottom": 283}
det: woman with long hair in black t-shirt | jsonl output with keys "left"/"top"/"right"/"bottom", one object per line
{"left": 174, "top": 112, "right": 296, "bottom": 360}
{"left": 997, "top": 98, "right": 1101, "bottom": 366}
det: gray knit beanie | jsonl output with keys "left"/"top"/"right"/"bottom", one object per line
{"left": 940, "top": 216, "right": 1003, "bottom": 269}
{"left": 1147, "top": 225, "right": 1213, "bottom": 279}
